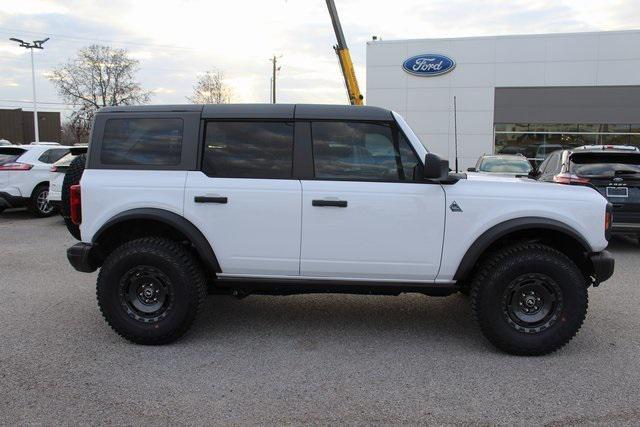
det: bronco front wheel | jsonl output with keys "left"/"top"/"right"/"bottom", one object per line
{"left": 97, "top": 237, "right": 207, "bottom": 344}
{"left": 470, "top": 243, "right": 588, "bottom": 356}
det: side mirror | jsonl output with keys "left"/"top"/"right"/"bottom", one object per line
{"left": 423, "top": 153, "right": 450, "bottom": 180}
{"left": 467, "top": 167, "right": 476, "bottom": 172}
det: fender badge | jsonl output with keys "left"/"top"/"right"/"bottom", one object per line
{"left": 449, "top": 201, "right": 463, "bottom": 212}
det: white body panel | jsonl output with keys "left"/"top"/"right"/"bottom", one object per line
{"left": 183, "top": 172, "right": 302, "bottom": 276}
{"left": 436, "top": 174, "right": 609, "bottom": 281}
{"left": 300, "top": 180, "right": 445, "bottom": 280}
{"left": 48, "top": 172, "right": 64, "bottom": 202}
{"left": 80, "top": 170, "right": 187, "bottom": 242}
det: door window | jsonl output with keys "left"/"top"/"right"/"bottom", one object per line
{"left": 203, "top": 121, "right": 294, "bottom": 179}
{"left": 311, "top": 122, "right": 420, "bottom": 181}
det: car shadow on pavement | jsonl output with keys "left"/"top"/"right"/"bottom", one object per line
{"left": 188, "top": 291, "right": 487, "bottom": 351}
{"left": 0, "top": 208, "right": 32, "bottom": 219}
{"left": 607, "top": 234, "right": 639, "bottom": 252}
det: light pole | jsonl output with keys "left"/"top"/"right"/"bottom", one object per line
{"left": 10, "top": 37, "right": 49, "bottom": 143}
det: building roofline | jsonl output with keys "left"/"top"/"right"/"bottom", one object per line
{"left": 367, "top": 28, "right": 640, "bottom": 45}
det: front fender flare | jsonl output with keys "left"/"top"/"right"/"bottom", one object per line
{"left": 452, "top": 217, "right": 592, "bottom": 281}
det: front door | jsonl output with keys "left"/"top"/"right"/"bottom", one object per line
{"left": 300, "top": 121, "right": 446, "bottom": 281}
{"left": 184, "top": 120, "right": 301, "bottom": 276}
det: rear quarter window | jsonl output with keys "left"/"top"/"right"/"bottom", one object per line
{"left": 38, "top": 148, "right": 70, "bottom": 164}
{"left": 0, "top": 148, "right": 26, "bottom": 165}
{"left": 100, "top": 118, "right": 183, "bottom": 166}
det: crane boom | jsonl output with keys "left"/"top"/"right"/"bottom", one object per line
{"left": 325, "top": 0, "right": 364, "bottom": 105}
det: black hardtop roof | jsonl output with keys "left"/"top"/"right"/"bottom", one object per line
{"left": 97, "top": 103, "right": 394, "bottom": 121}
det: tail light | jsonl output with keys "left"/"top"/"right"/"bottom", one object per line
{"left": 605, "top": 202, "right": 612, "bottom": 241}
{"left": 0, "top": 162, "right": 32, "bottom": 171}
{"left": 70, "top": 185, "right": 82, "bottom": 225}
{"left": 553, "top": 172, "right": 591, "bottom": 185}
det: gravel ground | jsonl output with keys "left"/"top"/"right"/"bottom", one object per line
{"left": 1, "top": 209, "right": 639, "bottom": 425}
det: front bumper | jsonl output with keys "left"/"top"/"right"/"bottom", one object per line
{"left": 0, "top": 191, "right": 28, "bottom": 209}
{"left": 67, "top": 242, "right": 100, "bottom": 273}
{"left": 589, "top": 250, "right": 614, "bottom": 284}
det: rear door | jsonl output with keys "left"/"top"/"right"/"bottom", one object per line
{"left": 299, "top": 120, "right": 445, "bottom": 281}
{"left": 184, "top": 120, "right": 302, "bottom": 276}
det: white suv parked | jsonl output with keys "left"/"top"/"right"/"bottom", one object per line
{"left": 66, "top": 104, "right": 614, "bottom": 355}
{"left": 48, "top": 146, "right": 88, "bottom": 211}
{"left": 0, "top": 144, "right": 70, "bottom": 216}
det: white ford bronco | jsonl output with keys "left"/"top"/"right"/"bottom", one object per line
{"left": 66, "top": 104, "right": 614, "bottom": 355}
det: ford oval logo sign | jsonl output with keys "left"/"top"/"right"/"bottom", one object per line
{"left": 402, "top": 54, "right": 456, "bottom": 77}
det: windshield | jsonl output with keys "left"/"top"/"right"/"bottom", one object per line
{"left": 479, "top": 157, "right": 532, "bottom": 173}
{"left": 0, "top": 148, "right": 26, "bottom": 165}
{"left": 570, "top": 153, "right": 640, "bottom": 177}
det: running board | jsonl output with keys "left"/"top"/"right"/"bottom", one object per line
{"left": 213, "top": 275, "right": 459, "bottom": 297}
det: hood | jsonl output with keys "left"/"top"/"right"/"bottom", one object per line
{"left": 465, "top": 172, "right": 535, "bottom": 183}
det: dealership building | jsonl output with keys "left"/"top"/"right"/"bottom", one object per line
{"left": 366, "top": 30, "right": 640, "bottom": 169}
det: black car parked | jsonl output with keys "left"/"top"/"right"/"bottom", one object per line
{"left": 534, "top": 145, "right": 640, "bottom": 238}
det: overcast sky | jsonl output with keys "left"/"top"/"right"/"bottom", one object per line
{"left": 1, "top": 0, "right": 638, "bottom": 116}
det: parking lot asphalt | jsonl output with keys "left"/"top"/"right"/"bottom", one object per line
{"left": 1, "top": 210, "right": 640, "bottom": 425}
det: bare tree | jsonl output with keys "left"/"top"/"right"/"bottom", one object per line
{"left": 49, "top": 44, "right": 151, "bottom": 122}
{"left": 60, "top": 115, "right": 91, "bottom": 145}
{"left": 188, "top": 70, "right": 232, "bottom": 104}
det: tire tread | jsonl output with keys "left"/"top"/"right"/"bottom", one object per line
{"left": 96, "top": 237, "right": 207, "bottom": 345}
{"left": 470, "top": 242, "right": 588, "bottom": 356}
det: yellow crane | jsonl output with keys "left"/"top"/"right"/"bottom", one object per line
{"left": 325, "top": 0, "right": 364, "bottom": 105}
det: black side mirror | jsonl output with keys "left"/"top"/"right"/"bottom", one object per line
{"left": 467, "top": 167, "right": 476, "bottom": 172}
{"left": 423, "top": 153, "right": 449, "bottom": 180}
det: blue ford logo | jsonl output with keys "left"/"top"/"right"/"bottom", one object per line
{"left": 402, "top": 54, "right": 456, "bottom": 76}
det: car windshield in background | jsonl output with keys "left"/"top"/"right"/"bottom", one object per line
{"left": 479, "top": 157, "right": 532, "bottom": 173}
{"left": 0, "top": 148, "right": 26, "bottom": 165}
{"left": 570, "top": 153, "right": 640, "bottom": 177}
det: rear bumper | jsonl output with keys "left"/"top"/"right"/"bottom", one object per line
{"left": 48, "top": 189, "right": 62, "bottom": 202}
{"left": 0, "top": 191, "right": 28, "bottom": 209}
{"left": 67, "top": 242, "right": 99, "bottom": 273}
{"left": 589, "top": 250, "right": 615, "bottom": 284}
{"left": 611, "top": 222, "right": 640, "bottom": 233}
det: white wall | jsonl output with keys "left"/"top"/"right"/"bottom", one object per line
{"left": 366, "top": 30, "right": 640, "bottom": 169}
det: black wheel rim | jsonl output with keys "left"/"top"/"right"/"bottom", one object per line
{"left": 502, "top": 273, "right": 563, "bottom": 333}
{"left": 118, "top": 266, "right": 173, "bottom": 323}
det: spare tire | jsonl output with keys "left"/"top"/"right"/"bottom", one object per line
{"left": 61, "top": 153, "right": 86, "bottom": 240}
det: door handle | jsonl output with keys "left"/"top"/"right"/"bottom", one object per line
{"left": 194, "top": 196, "right": 228, "bottom": 204}
{"left": 312, "top": 199, "right": 347, "bottom": 207}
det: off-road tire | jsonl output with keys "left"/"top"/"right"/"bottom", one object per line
{"left": 97, "top": 237, "right": 207, "bottom": 345}
{"left": 61, "top": 154, "right": 86, "bottom": 239}
{"left": 470, "top": 243, "right": 588, "bottom": 356}
{"left": 28, "top": 184, "right": 55, "bottom": 217}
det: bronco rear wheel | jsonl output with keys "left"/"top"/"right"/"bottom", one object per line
{"left": 470, "top": 242, "right": 588, "bottom": 356}
{"left": 97, "top": 237, "right": 207, "bottom": 344}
